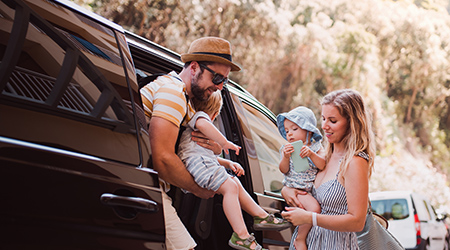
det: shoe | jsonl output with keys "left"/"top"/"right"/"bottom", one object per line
{"left": 228, "top": 232, "right": 266, "bottom": 250}
{"left": 253, "top": 214, "right": 291, "bottom": 231}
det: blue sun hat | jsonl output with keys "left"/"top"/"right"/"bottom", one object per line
{"left": 276, "top": 106, "right": 323, "bottom": 143}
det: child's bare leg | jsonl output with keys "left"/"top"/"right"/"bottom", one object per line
{"left": 230, "top": 177, "right": 267, "bottom": 217}
{"left": 294, "top": 224, "right": 310, "bottom": 250}
{"left": 216, "top": 177, "right": 250, "bottom": 239}
{"left": 230, "top": 177, "right": 285, "bottom": 224}
{"left": 293, "top": 192, "right": 321, "bottom": 250}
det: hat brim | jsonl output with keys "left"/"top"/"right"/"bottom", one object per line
{"left": 277, "top": 113, "right": 323, "bottom": 142}
{"left": 181, "top": 53, "right": 241, "bottom": 71}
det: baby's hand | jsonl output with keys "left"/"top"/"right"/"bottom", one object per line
{"left": 223, "top": 141, "right": 241, "bottom": 155}
{"left": 283, "top": 143, "right": 294, "bottom": 158}
{"left": 228, "top": 161, "right": 245, "bottom": 176}
{"left": 300, "top": 146, "right": 312, "bottom": 158}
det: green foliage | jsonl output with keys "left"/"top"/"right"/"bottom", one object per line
{"left": 75, "top": 0, "right": 450, "bottom": 211}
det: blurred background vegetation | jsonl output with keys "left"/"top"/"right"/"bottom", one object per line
{"left": 74, "top": 0, "right": 450, "bottom": 211}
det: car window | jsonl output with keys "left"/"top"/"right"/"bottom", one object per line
{"left": 371, "top": 199, "right": 410, "bottom": 220}
{"left": 411, "top": 195, "right": 432, "bottom": 221}
{"left": 0, "top": 0, "right": 140, "bottom": 164}
{"left": 240, "top": 102, "right": 286, "bottom": 193}
{"left": 421, "top": 200, "right": 432, "bottom": 221}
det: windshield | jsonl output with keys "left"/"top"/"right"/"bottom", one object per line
{"left": 371, "top": 199, "right": 410, "bottom": 220}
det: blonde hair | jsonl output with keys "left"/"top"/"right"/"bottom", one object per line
{"left": 191, "top": 90, "right": 223, "bottom": 116}
{"left": 321, "top": 89, "right": 375, "bottom": 178}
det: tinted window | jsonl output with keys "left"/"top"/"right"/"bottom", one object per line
{"left": 0, "top": 0, "right": 140, "bottom": 164}
{"left": 241, "top": 102, "right": 286, "bottom": 193}
{"left": 371, "top": 199, "right": 410, "bottom": 220}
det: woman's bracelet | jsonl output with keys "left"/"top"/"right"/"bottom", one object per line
{"left": 312, "top": 212, "right": 318, "bottom": 227}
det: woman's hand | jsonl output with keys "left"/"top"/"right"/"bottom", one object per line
{"left": 191, "top": 131, "right": 222, "bottom": 155}
{"left": 281, "top": 186, "right": 307, "bottom": 208}
{"left": 281, "top": 207, "right": 311, "bottom": 226}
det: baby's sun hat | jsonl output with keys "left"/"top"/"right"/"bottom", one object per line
{"left": 276, "top": 106, "right": 323, "bottom": 143}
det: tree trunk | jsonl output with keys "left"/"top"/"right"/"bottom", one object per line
{"left": 405, "top": 86, "right": 418, "bottom": 123}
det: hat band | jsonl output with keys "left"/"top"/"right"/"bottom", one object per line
{"left": 192, "top": 52, "right": 232, "bottom": 62}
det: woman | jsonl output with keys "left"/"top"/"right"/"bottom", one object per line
{"left": 281, "top": 89, "right": 375, "bottom": 249}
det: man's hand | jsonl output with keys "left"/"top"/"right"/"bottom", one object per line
{"left": 191, "top": 187, "right": 215, "bottom": 199}
{"left": 191, "top": 131, "right": 222, "bottom": 155}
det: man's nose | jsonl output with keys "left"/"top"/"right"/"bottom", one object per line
{"left": 217, "top": 82, "right": 224, "bottom": 91}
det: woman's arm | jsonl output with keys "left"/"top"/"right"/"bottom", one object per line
{"left": 282, "top": 156, "right": 369, "bottom": 232}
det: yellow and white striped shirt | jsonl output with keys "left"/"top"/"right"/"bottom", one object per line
{"left": 140, "top": 71, "right": 194, "bottom": 127}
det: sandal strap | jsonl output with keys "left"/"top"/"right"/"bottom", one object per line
{"left": 266, "top": 214, "right": 275, "bottom": 223}
{"left": 244, "top": 234, "right": 256, "bottom": 245}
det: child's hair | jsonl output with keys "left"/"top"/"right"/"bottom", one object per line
{"left": 191, "top": 90, "right": 223, "bottom": 116}
{"left": 321, "top": 89, "right": 375, "bottom": 178}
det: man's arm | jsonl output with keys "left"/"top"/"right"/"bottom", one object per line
{"left": 149, "top": 116, "right": 214, "bottom": 199}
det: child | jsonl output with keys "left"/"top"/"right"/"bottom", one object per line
{"left": 178, "top": 91, "right": 290, "bottom": 250}
{"left": 276, "top": 106, "right": 325, "bottom": 250}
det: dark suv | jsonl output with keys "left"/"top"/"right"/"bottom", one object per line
{"left": 0, "top": 0, "right": 292, "bottom": 249}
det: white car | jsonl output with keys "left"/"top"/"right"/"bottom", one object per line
{"left": 370, "top": 191, "right": 448, "bottom": 250}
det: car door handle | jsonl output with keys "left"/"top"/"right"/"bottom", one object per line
{"left": 100, "top": 193, "right": 158, "bottom": 213}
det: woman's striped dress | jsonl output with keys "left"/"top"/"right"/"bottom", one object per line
{"left": 289, "top": 153, "right": 369, "bottom": 249}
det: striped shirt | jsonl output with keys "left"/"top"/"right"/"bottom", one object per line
{"left": 140, "top": 71, "right": 195, "bottom": 127}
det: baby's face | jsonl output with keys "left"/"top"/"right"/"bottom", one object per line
{"left": 284, "top": 119, "right": 308, "bottom": 143}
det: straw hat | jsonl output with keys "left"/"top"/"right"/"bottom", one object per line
{"left": 181, "top": 37, "right": 241, "bottom": 71}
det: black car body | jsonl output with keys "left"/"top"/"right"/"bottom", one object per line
{"left": 0, "top": 0, "right": 293, "bottom": 249}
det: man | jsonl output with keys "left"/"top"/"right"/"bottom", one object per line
{"left": 140, "top": 37, "right": 241, "bottom": 250}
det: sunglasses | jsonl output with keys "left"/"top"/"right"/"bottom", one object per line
{"left": 199, "top": 63, "right": 228, "bottom": 85}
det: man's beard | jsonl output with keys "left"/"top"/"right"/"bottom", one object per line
{"left": 191, "top": 72, "right": 209, "bottom": 101}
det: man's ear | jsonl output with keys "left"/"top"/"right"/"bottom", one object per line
{"left": 190, "top": 61, "right": 200, "bottom": 76}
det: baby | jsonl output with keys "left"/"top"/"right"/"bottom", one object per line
{"left": 277, "top": 106, "right": 325, "bottom": 250}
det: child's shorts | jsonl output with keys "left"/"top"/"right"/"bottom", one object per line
{"left": 184, "top": 155, "right": 228, "bottom": 192}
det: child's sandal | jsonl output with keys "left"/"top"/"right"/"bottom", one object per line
{"left": 228, "top": 232, "right": 266, "bottom": 250}
{"left": 253, "top": 214, "right": 291, "bottom": 231}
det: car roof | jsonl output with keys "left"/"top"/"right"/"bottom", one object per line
{"left": 370, "top": 191, "right": 413, "bottom": 200}
{"left": 370, "top": 191, "right": 430, "bottom": 202}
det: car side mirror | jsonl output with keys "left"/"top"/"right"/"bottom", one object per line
{"left": 436, "top": 213, "right": 447, "bottom": 221}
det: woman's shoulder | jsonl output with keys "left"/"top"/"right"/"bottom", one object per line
{"left": 348, "top": 153, "right": 370, "bottom": 171}
{"left": 356, "top": 151, "right": 369, "bottom": 161}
